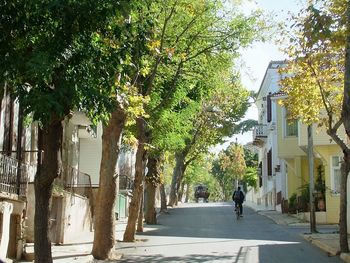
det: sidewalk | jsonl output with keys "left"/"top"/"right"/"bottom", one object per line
{"left": 248, "top": 204, "right": 350, "bottom": 262}
{"left": 21, "top": 219, "right": 128, "bottom": 263}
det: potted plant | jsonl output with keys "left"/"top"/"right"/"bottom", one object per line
{"left": 288, "top": 193, "right": 297, "bottom": 214}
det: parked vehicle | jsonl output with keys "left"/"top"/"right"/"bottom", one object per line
{"left": 194, "top": 185, "right": 210, "bottom": 202}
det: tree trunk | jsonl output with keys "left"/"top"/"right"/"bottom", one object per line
{"left": 168, "top": 152, "right": 186, "bottom": 207}
{"left": 339, "top": 159, "right": 350, "bottom": 252}
{"left": 137, "top": 188, "right": 144, "bottom": 232}
{"left": 145, "top": 155, "right": 160, "bottom": 224}
{"left": 123, "top": 118, "right": 147, "bottom": 242}
{"left": 34, "top": 119, "right": 63, "bottom": 263}
{"left": 92, "top": 108, "right": 126, "bottom": 260}
{"left": 185, "top": 183, "right": 190, "bottom": 203}
{"left": 160, "top": 183, "right": 167, "bottom": 212}
{"left": 174, "top": 161, "right": 187, "bottom": 206}
{"left": 339, "top": 2, "right": 350, "bottom": 253}
{"left": 178, "top": 180, "right": 185, "bottom": 203}
{"left": 145, "top": 181, "right": 157, "bottom": 224}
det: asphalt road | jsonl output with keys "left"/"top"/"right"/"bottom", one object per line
{"left": 116, "top": 202, "right": 341, "bottom": 263}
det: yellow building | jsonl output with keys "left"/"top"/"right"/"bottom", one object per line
{"left": 274, "top": 93, "right": 343, "bottom": 224}
{"left": 251, "top": 60, "right": 344, "bottom": 227}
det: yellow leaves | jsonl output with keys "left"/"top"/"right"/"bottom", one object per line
{"left": 122, "top": 133, "right": 138, "bottom": 148}
{"left": 179, "top": 53, "right": 187, "bottom": 60}
{"left": 140, "top": 65, "right": 150, "bottom": 77}
{"left": 148, "top": 39, "right": 161, "bottom": 54}
{"left": 279, "top": 50, "right": 343, "bottom": 126}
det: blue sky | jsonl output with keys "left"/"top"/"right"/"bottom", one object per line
{"left": 212, "top": 0, "right": 303, "bottom": 152}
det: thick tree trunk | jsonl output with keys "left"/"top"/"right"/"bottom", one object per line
{"left": 123, "top": 118, "right": 147, "bottom": 242}
{"left": 137, "top": 189, "right": 144, "bottom": 232}
{"left": 34, "top": 119, "right": 63, "bottom": 263}
{"left": 145, "top": 181, "right": 157, "bottom": 224}
{"left": 145, "top": 155, "right": 159, "bottom": 224}
{"left": 160, "top": 183, "right": 167, "bottom": 212}
{"left": 168, "top": 152, "right": 186, "bottom": 207}
{"left": 92, "top": 108, "right": 126, "bottom": 260}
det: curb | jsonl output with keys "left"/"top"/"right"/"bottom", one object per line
{"left": 341, "top": 253, "right": 350, "bottom": 263}
{"left": 303, "top": 235, "right": 339, "bottom": 257}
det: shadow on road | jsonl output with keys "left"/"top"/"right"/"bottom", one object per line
{"left": 114, "top": 203, "right": 341, "bottom": 263}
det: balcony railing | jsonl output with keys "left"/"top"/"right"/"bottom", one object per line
{"left": 0, "top": 154, "right": 30, "bottom": 196}
{"left": 66, "top": 167, "right": 91, "bottom": 187}
{"left": 119, "top": 174, "right": 133, "bottom": 190}
{"left": 252, "top": 125, "right": 268, "bottom": 147}
{"left": 253, "top": 125, "right": 267, "bottom": 137}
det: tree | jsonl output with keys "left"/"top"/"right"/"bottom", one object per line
{"left": 185, "top": 156, "right": 222, "bottom": 202}
{"left": 123, "top": 0, "right": 265, "bottom": 239}
{"left": 279, "top": 0, "right": 350, "bottom": 252}
{"left": 242, "top": 146, "right": 258, "bottom": 191}
{"left": 0, "top": 1, "right": 139, "bottom": 261}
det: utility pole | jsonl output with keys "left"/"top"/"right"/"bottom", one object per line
{"left": 308, "top": 124, "right": 317, "bottom": 233}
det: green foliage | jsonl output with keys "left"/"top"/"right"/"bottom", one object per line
{"left": 211, "top": 142, "right": 247, "bottom": 199}
{"left": 289, "top": 193, "right": 297, "bottom": 212}
{"left": 243, "top": 147, "right": 258, "bottom": 168}
{"left": 315, "top": 164, "right": 326, "bottom": 197}
{"left": 136, "top": 0, "right": 266, "bottom": 157}
{"left": 185, "top": 156, "right": 222, "bottom": 201}
{"left": 243, "top": 167, "right": 257, "bottom": 190}
{"left": 234, "top": 119, "right": 259, "bottom": 134}
{"left": 299, "top": 183, "right": 310, "bottom": 204}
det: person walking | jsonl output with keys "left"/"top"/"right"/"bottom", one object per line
{"left": 232, "top": 186, "right": 245, "bottom": 217}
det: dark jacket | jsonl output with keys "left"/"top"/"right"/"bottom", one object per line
{"left": 232, "top": 190, "right": 245, "bottom": 203}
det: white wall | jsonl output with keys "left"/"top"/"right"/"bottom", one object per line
{"left": 79, "top": 124, "right": 102, "bottom": 186}
{"left": 62, "top": 194, "right": 93, "bottom": 243}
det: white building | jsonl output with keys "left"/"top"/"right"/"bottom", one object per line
{"left": 247, "top": 61, "right": 286, "bottom": 211}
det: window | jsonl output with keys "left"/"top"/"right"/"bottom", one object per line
{"left": 331, "top": 156, "right": 341, "bottom": 194}
{"left": 283, "top": 108, "right": 298, "bottom": 137}
{"left": 285, "top": 119, "right": 298, "bottom": 137}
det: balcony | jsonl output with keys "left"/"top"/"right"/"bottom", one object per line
{"left": 119, "top": 174, "right": 133, "bottom": 191}
{"left": 0, "top": 154, "right": 30, "bottom": 197}
{"left": 65, "top": 167, "right": 92, "bottom": 197}
{"left": 253, "top": 125, "right": 268, "bottom": 147}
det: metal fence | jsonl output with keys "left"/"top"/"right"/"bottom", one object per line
{"left": 119, "top": 174, "right": 133, "bottom": 190}
{"left": 0, "top": 153, "right": 30, "bottom": 196}
{"left": 66, "top": 166, "right": 92, "bottom": 187}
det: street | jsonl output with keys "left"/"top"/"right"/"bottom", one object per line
{"left": 116, "top": 202, "right": 341, "bottom": 263}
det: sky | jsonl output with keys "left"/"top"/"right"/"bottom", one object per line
{"left": 212, "top": 0, "right": 304, "bottom": 153}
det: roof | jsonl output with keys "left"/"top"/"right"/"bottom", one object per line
{"left": 270, "top": 90, "right": 287, "bottom": 99}
{"left": 256, "top": 60, "right": 286, "bottom": 98}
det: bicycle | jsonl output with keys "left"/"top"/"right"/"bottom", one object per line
{"left": 234, "top": 202, "right": 240, "bottom": 220}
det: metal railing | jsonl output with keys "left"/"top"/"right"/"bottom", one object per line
{"left": 0, "top": 153, "right": 30, "bottom": 196}
{"left": 253, "top": 124, "right": 268, "bottom": 138}
{"left": 119, "top": 174, "right": 133, "bottom": 190}
{"left": 65, "top": 167, "right": 92, "bottom": 187}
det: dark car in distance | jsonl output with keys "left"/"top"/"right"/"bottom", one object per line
{"left": 194, "top": 185, "right": 210, "bottom": 202}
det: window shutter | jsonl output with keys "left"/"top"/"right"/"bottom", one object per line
{"left": 267, "top": 94, "right": 272, "bottom": 122}
{"left": 258, "top": 162, "right": 262, "bottom": 187}
{"left": 267, "top": 149, "right": 272, "bottom": 176}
